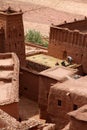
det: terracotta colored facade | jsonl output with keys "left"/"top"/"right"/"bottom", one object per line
{"left": 68, "top": 105, "right": 87, "bottom": 130}
{"left": 39, "top": 66, "right": 77, "bottom": 122}
{"left": 19, "top": 68, "right": 39, "bottom": 101}
{"left": 0, "top": 8, "right": 25, "bottom": 67}
{"left": 48, "top": 18, "right": 87, "bottom": 73}
{"left": 47, "top": 76, "right": 87, "bottom": 129}
{"left": 0, "top": 6, "right": 87, "bottom": 130}
{"left": 0, "top": 53, "right": 19, "bottom": 119}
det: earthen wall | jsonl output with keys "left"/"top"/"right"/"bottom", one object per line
{"left": 69, "top": 117, "right": 87, "bottom": 130}
{"left": 0, "top": 28, "right": 4, "bottom": 52}
{"left": 0, "top": 103, "right": 19, "bottom": 120}
{"left": 26, "top": 60, "right": 50, "bottom": 72}
{"left": 48, "top": 26, "right": 87, "bottom": 73}
{"left": 39, "top": 76, "right": 58, "bottom": 120}
{"left": 19, "top": 68, "right": 39, "bottom": 101}
{"left": 58, "top": 18, "right": 87, "bottom": 32}
{"left": 48, "top": 85, "right": 87, "bottom": 130}
{"left": 0, "top": 11, "right": 26, "bottom": 67}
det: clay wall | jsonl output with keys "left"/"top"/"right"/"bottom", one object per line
{"left": 19, "top": 68, "right": 39, "bottom": 101}
{"left": 0, "top": 28, "right": 4, "bottom": 52}
{"left": 58, "top": 18, "right": 87, "bottom": 32}
{"left": 0, "top": 108, "right": 55, "bottom": 130}
{"left": 48, "top": 85, "right": 87, "bottom": 130}
{"left": 26, "top": 60, "right": 50, "bottom": 72}
{"left": 69, "top": 117, "right": 87, "bottom": 130}
{"left": 0, "top": 10, "right": 26, "bottom": 67}
{"left": 0, "top": 103, "right": 19, "bottom": 120}
{"left": 48, "top": 26, "right": 87, "bottom": 73}
{"left": 39, "top": 76, "right": 58, "bottom": 120}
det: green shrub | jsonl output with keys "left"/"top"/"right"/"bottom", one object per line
{"left": 25, "top": 30, "right": 48, "bottom": 47}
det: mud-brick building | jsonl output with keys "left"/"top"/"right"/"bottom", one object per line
{"left": 47, "top": 76, "right": 87, "bottom": 130}
{"left": 0, "top": 7, "right": 25, "bottom": 67}
{"left": 39, "top": 66, "right": 77, "bottom": 121}
{"left": 0, "top": 53, "right": 19, "bottom": 120}
{"left": 48, "top": 18, "right": 87, "bottom": 73}
{"left": 68, "top": 105, "right": 87, "bottom": 130}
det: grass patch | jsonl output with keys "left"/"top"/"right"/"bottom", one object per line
{"left": 25, "top": 30, "right": 48, "bottom": 47}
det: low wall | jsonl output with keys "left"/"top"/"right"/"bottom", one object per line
{"left": 26, "top": 60, "right": 50, "bottom": 72}
{"left": 58, "top": 18, "right": 87, "bottom": 32}
{"left": 0, "top": 102, "right": 19, "bottom": 120}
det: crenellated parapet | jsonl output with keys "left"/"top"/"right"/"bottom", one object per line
{"left": 48, "top": 18, "right": 87, "bottom": 73}
{"left": 49, "top": 25, "right": 87, "bottom": 48}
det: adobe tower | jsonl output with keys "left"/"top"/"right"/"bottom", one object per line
{"left": 0, "top": 7, "right": 25, "bottom": 67}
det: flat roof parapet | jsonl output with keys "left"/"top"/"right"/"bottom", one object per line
{"left": 0, "top": 7, "right": 23, "bottom": 16}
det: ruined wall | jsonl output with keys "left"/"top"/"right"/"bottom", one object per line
{"left": 39, "top": 76, "right": 57, "bottom": 120}
{"left": 19, "top": 68, "right": 39, "bottom": 101}
{"left": 48, "top": 26, "right": 87, "bottom": 73}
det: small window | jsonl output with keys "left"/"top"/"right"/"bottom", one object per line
{"left": 24, "top": 87, "right": 28, "bottom": 90}
{"left": 73, "top": 104, "right": 78, "bottom": 110}
{"left": 19, "top": 33, "right": 21, "bottom": 36}
{"left": 58, "top": 100, "right": 62, "bottom": 106}
{"left": 47, "top": 93, "right": 49, "bottom": 99}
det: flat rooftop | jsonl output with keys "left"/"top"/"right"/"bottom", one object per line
{"left": 26, "top": 54, "right": 80, "bottom": 69}
{"left": 40, "top": 66, "right": 77, "bottom": 81}
{"left": 26, "top": 54, "right": 66, "bottom": 68}
{"left": 52, "top": 77, "right": 87, "bottom": 97}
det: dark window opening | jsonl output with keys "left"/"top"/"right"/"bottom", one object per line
{"left": 8, "top": 34, "right": 10, "bottom": 38}
{"left": 73, "top": 104, "right": 78, "bottom": 110}
{"left": 58, "top": 100, "right": 62, "bottom": 106}
{"left": 24, "top": 87, "right": 28, "bottom": 90}
{"left": 19, "top": 33, "right": 21, "bottom": 36}
{"left": 15, "top": 43, "right": 17, "bottom": 48}
{"left": 47, "top": 93, "right": 49, "bottom": 99}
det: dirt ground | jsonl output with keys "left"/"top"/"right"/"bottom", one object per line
{"left": 0, "top": 0, "right": 85, "bottom": 36}
{"left": 19, "top": 96, "right": 45, "bottom": 123}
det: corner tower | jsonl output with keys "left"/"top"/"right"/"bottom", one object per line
{"left": 0, "top": 7, "right": 25, "bottom": 67}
